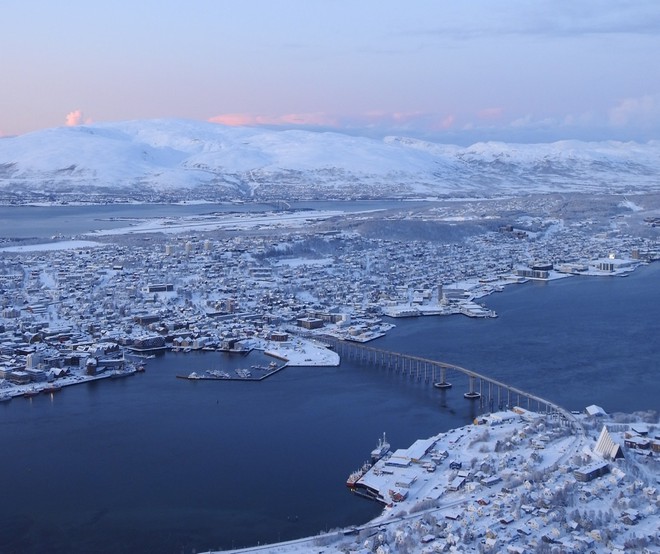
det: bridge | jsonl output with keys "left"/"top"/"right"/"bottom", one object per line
{"left": 318, "top": 336, "right": 578, "bottom": 428}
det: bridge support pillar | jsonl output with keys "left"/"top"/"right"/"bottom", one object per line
{"left": 464, "top": 375, "right": 481, "bottom": 400}
{"left": 433, "top": 366, "right": 452, "bottom": 389}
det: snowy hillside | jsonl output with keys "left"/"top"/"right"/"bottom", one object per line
{"left": 0, "top": 119, "right": 659, "bottom": 202}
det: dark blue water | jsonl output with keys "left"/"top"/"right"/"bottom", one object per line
{"left": 377, "top": 263, "right": 660, "bottom": 414}
{"left": 0, "top": 265, "right": 658, "bottom": 553}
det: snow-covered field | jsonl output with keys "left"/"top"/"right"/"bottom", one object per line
{"left": 90, "top": 210, "right": 344, "bottom": 235}
{"left": 262, "top": 337, "right": 339, "bottom": 367}
{"left": 0, "top": 239, "right": 103, "bottom": 252}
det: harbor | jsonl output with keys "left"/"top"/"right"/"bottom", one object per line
{"left": 176, "top": 361, "right": 286, "bottom": 382}
{"left": 0, "top": 264, "right": 659, "bottom": 553}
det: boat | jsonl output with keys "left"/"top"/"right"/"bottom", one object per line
{"left": 206, "top": 369, "right": 230, "bottom": 379}
{"left": 23, "top": 388, "right": 40, "bottom": 398}
{"left": 235, "top": 368, "right": 251, "bottom": 378}
{"left": 370, "top": 432, "right": 390, "bottom": 463}
{"left": 188, "top": 372, "right": 201, "bottom": 379}
{"left": 346, "top": 461, "right": 371, "bottom": 489}
{"left": 347, "top": 432, "right": 391, "bottom": 489}
{"left": 111, "top": 368, "right": 137, "bottom": 379}
{"left": 43, "top": 383, "right": 62, "bottom": 393}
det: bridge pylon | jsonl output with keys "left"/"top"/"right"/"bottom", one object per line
{"left": 433, "top": 366, "right": 452, "bottom": 389}
{"left": 464, "top": 374, "right": 481, "bottom": 400}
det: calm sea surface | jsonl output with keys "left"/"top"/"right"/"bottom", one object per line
{"left": 0, "top": 200, "right": 421, "bottom": 239}
{"left": 0, "top": 210, "right": 658, "bottom": 552}
{"left": 378, "top": 263, "right": 660, "bottom": 414}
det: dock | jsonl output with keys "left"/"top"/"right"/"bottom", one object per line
{"left": 176, "top": 364, "right": 287, "bottom": 383}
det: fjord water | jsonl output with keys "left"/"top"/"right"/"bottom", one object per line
{"left": 378, "top": 262, "right": 660, "bottom": 414}
{"left": 0, "top": 264, "right": 658, "bottom": 553}
{"left": 0, "top": 200, "right": 416, "bottom": 238}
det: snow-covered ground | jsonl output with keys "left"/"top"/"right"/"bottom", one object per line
{"left": 2, "top": 119, "right": 660, "bottom": 201}
{"left": 261, "top": 337, "right": 339, "bottom": 367}
{"left": 202, "top": 409, "right": 659, "bottom": 554}
{"left": 90, "top": 210, "right": 345, "bottom": 236}
{"left": 0, "top": 239, "right": 103, "bottom": 252}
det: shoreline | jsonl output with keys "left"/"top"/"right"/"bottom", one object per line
{"left": 203, "top": 406, "right": 658, "bottom": 554}
{"left": 0, "top": 261, "right": 651, "bottom": 402}
{"left": 0, "top": 265, "right": 657, "bottom": 553}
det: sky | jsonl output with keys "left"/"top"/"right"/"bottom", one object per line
{"left": 2, "top": 0, "right": 660, "bottom": 144}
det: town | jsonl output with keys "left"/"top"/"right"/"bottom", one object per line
{"left": 206, "top": 406, "right": 659, "bottom": 554}
{"left": 0, "top": 194, "right": 658, "bottom": 399}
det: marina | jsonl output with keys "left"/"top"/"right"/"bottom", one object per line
{"left": 176, "top": 362, "right": 286, "bottom": 382}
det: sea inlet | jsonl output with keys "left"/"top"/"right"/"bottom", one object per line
{"left": 0, "top": 263, "right": 658, "bottom": 553}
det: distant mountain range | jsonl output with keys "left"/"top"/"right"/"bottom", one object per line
{"left": 1, "top": 119, "right": 658, "bottom": 203}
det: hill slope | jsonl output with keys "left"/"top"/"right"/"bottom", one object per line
{"left": 1, "top": 119, "right": 658, "bottom": 202}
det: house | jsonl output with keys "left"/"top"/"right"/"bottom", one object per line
{"left": 621, "top": 509, "right": 641, "bottom": 525}
{"left": 574, "top": 461, "right": 609, "bottom": 482}
{"left": 585, "top": 404, "right": 607, "bottom": 417}
{"left": 481, "top": 476, "right": 501, "bottom": 487}
{"left": 447, "top": 476, "right": 465, "bottom": 491}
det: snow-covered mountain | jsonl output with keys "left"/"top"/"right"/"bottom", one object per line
{"left": 0, "top": 118, "right": 658, "bottom": 202}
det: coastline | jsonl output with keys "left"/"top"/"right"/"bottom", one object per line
{"left": 203, "top": 407, "right": 658, "bottom": 554}
{"left": 0, "top": 262, "right": 658, "bottom": 553}
{"left": 1, "top": 198, "right": 658, "bottom": 553}
{"left": 0, "top": 261, "right": 651, "bottom": 402}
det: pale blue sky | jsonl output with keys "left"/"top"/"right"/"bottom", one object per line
{"left": 3, "top": 0, "right": 660, "bottom": 143}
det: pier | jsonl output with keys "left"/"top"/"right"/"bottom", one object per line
{"left": 176, "top": 364, "right": 287, "bottom": 383}
{"left": 320, "top": 337, "right": 577, "bottom": 428}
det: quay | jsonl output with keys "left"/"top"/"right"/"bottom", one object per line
{"left": 176, "top": 364, "right": 286, "bottom": 383}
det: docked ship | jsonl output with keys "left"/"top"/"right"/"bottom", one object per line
{"left": 370, "top": 432, "right": 390, "bottom": 463}
{"left": 346, "top": 432, "right": 390, "bottom": 489}
{"left": 346, "top": 461, "right": 371, "bottom": 489}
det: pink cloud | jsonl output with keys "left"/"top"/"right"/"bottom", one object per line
{"left": 478, "top": 107, "right": 504, "bottom": 120}
{"left": 440, "top": 115, "right": 455, "bottom": 129}
{"left": 65, "top": 109, "right": 92, "bottom": 127}
{"left": 208, "top": 113, "right": 260, "bottom": 126}
{"left": 209, "top": 112, "right": 336, "bottom": 127}
{"left": 278, "top": 113, "right": 337, "bottom": 126}
{"left": 358, "top": 111, "right": 426, "bottom": 125}
{"left": 209, "top": 110, "right": 462, "bottom": 135}
{"left": 427, "top": 114, "right": 456, "bottom": 131}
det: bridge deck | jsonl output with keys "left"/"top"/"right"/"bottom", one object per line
{"left": 320, "top": 336, "right": 578, "bottom": 428}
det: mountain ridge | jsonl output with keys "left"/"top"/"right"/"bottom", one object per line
{"left": 1, "top": 118, "right": 658, "bottom": 203}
